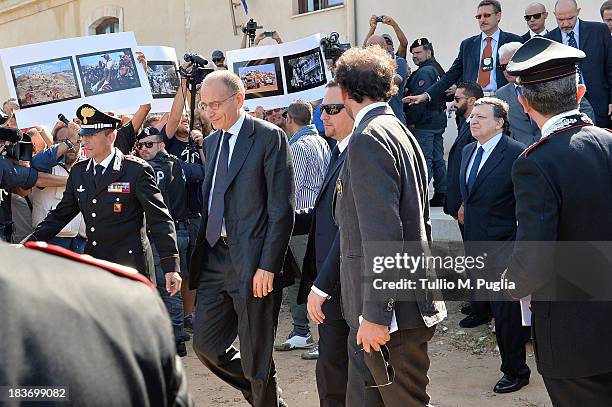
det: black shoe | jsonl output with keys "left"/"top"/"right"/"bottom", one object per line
{"left": 176, "top": 341, "right": 187, "bottom": 357}
{"left": 430, "top": 192, "right": 446, "bottom": 207}
{"left": 493, "top": 374, "right": 529, "bottom": 393}
{"left": 460, "top": 304, "right": 472, "bottom": 315}
{"left": 459, "top": 314, "right": 491, "bottom": 328}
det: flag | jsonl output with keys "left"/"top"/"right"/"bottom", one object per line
{"left": 241, "top": 0, "right": 249, "bottom": 14}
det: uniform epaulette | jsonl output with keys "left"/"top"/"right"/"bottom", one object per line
{"left": 123, "top": 155, "right": 148, "bottom": 166}
{"left": 24, "top": 242, "right": 154, "bottom": 288}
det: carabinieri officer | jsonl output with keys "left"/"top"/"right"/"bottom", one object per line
{"left": 26, "top": 104, "right": 182, "bottom": 295}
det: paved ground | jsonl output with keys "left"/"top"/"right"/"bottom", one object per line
{"left": 182, "top": 300, "right": 551, "bottom": 407}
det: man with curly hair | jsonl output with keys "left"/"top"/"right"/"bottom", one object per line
{"left": 333, "top": 45, "right": 446, "bottom": 406}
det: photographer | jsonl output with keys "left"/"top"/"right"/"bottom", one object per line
{"left": 240, "top": 22, "right": 283, "bottom": 48}
{"left": 363, "top": 14, "right": 410, "bottom": 59}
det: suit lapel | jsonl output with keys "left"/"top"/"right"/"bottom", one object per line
{"left": 470, "top": 135, "right": 507, "bottom": 196}
{"left": 578, "top": 19, "right": 588, "bottom": 51}
{"left": 459, "top": 142, "right": 476, "bottom": 200}
{"left": 92, "top": 149, "right": 125, "bottom": 197}
{"left": 202, "top": 130, "right": 222, "bottom": 208}
{"left": 316, "top": 151, "right": 346, "bottom": 207}
{"left": 225, "top": 115, "right": 255, "bottom": 188}
{"left": 451, "top": 121, "right": 470, "bottom": 152}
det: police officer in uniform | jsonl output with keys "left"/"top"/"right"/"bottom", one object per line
{"left": 504, "top": 37, "right": 612, "bottom": 406}
{"left": 405, "top": 38, "right": 448, "bottom": 207}
{"left": 0, "top": 241, "right": 193, "bottom": 406}
{"left": 26, "top": 104, "right": 182, "bottom": 295}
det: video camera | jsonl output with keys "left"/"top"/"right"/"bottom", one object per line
{"left": 180, "top": 53, "right": 214, "bottom": 84}
{"left": 0, "top": 129, "right": 33, "bottom": 162}
{"left": 0, "top": 110, "right": 8, "bottom": 126}
{"left": 320, "top": 32, "right": 351, "bottom": 65}
{"left": 242, "top": 18, "right": 263, "bottom": 47}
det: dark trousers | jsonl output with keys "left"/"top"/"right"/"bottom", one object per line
{"left": 317, "top": 318, "right": 350, "bottom": 407}
{"left": 192, "top": 243, "right": 283, "bottom": 407}
{"left": 543, "top": 372, "right": 612, "bottom": 407}
{"left": 490, "top": 300, "right": 531, "bottom": 378}
{"left": 346, "top": 326, "right": 436, "bottom": 407}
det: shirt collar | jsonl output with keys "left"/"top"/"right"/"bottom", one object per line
{"left": 226, "top": 110, "right": 246, "bottom": 136}
{"left": 563, "top": 19, "right": 580, "bottom": 39}
{"left": 337, "top": 132, "right": 353, "bottom": 153}
{"left": 94, "top": 150, "right": 115, "bottom": 169}
{"left": 353, "top": 102, "right": 389, "bottom": 130}
{"left": 478, "top": 132, "right": 503, "bottom": 152}
{"left": 540, "top": 109, "right": 581, "bottom": 138}
{"left": 530, "top": 28, "right": 548, "bottom": 37}
{"left": 481, "top": 29, "right": 501, "bottom": 42}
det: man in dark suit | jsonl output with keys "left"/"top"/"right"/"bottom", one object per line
{"left": 505, "top": 37, "right": 612, "bottom": 406}
{"left": 406, "top": 0, "right": 522, "bottom": 106}
{"left": 0, "top": 242, "right": 192, "bottom": 406}
{"left": 459, "top": 97, "right": 530, "bottom": 393}
{"left": 444, "top": 81, "right": 482, "bottom": 231}
{"left": 546, "top": 0, "right": 612, "bottom": 127}
{"left": 189, "top": 70, "right": 295, "bottom": 407}
{"left": 521, "top": 2, "right": 549, "bottom": 43}
{"left": 294, "top": 81, "right": 353, "bottom": 407}
{"left": 333, "top": 45, "right": 446, "bottom": 407}
{"left": 25, "top": 105, "right": 182, "bottom": 293}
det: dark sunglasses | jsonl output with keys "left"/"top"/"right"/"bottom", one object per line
{"left": 321, "top": 104, "right": 345, "bottom": 115}
{"left": 499, "top": 63, "right": 508, "bottom": 72}
{"left": 356, "top": 344, "right": 395, "bottom": 388}
{"left": 524, "top": 13, "right": 543, "bottom": 21}
{"left": 212, "top": 58, "right": 223, "bottom": 62}
{"left": 475, "top": 12, "right": 495, "bottom": 20}
{"left": 282, "top": 110, "right": 288, "bottom": 119}
{"left": 136, "top": 141, "right": 162, "bottom": 149}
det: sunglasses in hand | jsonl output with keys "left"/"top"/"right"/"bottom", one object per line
{"left": 356, "top": 344, "right": 395, "bottom": 388}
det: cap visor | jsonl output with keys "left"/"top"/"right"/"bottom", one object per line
{"left": 79, "top": 127, "right": 103, "bottom": 135}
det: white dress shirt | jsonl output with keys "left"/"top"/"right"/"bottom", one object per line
{"left": 479, "top": 29, "right": 501, "bottom": 92}
{"left": 561, "top": 19, "right": 584, "bottom": 83}
{"left": 207, "top": 110, "right": 246, "bottom": 236}
{"left": 353, "top": 102, "right": 389, "bottom": 130}
{"left": 92, "top": 151, "right": 115, "bottom": 175}
{"left": 529, "top": 28, "right": 548, "bottom": 38}
{"left": 465, "top": 132, "right": 504, "bottom": 184}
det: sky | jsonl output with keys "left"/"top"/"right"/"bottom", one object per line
{"left": 14, "top": 58, "right": 73, "bottom": 77}
{"left": 240, "top": 62, "right": 276, "bottom": 76}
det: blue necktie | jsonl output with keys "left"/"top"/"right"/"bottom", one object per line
{"left": 206, "top": 131, "right": 231, "bottom": 247}
{"left": 467, "top": 146, "right": 484, "bottom": 194}
{"left": 567, "top": 31, "right": 583, "bottom": 84}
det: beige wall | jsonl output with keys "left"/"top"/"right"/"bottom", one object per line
{"left": 0, "top": 0, "right": 603, "bottom": 103}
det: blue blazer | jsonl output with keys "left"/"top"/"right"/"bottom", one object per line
{"left": 546, "top": 20, "right": 612, "bottom": 122}
{"left": 459, "top": 135, "right": 525, "bottom": 245}
{"left": 426, "top": 30, "right": 523, "bottom": 99}
{"left": 295, "top": 150, "right": 346, "bottom": 320}
{"left": 444, "top": 120, "right": 476, "bottom": 218}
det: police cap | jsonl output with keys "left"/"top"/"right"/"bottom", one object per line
{"left": 410, "top": 38, "right": 431, "bottom": 52}
{"left": 137, "top": 126, "right": 162, "bottom": 141}
{"left": 76, "top": 104, "right": 121, "bottom": 135}
{"left": 507, "top": 37, "right": 585, "bottom": 85}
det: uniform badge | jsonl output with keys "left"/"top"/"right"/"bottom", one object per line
{"left": 107, "top": 182, "right": 130, "bottom": 193}
{"left": 77, "top": 185, "right": 85, "bottom": 192}
{"left": 336, "top": 179, "right": 343, "bottom": 196}
{"left": 418, "top": 80, "right": 425, "bottom": 87}
{"left": 113, "top": 203, "right": 122, "bottom": 213}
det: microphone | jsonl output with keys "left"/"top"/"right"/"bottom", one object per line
{"left": 58, "top": 113, "right": 70, "bottom": 125}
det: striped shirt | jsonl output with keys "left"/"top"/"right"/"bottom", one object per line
{"left": 289, "top": 125, "right": 330, "bottom": 210}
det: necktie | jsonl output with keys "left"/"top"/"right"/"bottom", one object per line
{"left": 467, "top": 146, "right": 484, "bottom": 194}
{"left": 94, "top": 164, "right": 104, "bottom": 188}
{"left": 329, "top": 146, "right": 340, "bottom": 167}
{"left": 477, "top": 37, "right": 493, "bottom": 87}
{"left": 206, "top": 131, "right": 231, "bottom": 247}
{"left": 567, "top": 31, "right": 583, "bottom": 84}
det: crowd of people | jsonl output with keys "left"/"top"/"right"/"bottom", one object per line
{"left": 1, "top": 0, "right": 611, "bottom": 406}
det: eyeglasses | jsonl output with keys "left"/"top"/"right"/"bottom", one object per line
{"left": 524, "top": 13, "right": 543, "bottom": 21}
{"left": 355, "top": 344, "right": 395, "bottom": 388}
{"left": 499, "top": 63, "right": 508, "bottom": 72}
{"left": 321, "top": 104, "right": 345, "bottom": 115}
{"left": 475, "top": 12, "right": 495, "bottom": 20}
{"left": 136, "top": 141, "right": 162, "bottom": 149}
{"left": 198, "top": 93, "right": 238, "bottom": 111}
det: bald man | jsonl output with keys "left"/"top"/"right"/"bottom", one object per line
{"left": 522, "top": 2, "right": 549, "bottom": 42}
{"left": 365, "top": 34, "right": 409, "bottom": 124}
{"left": 546, "top": 0, "right": 612, "bottom": 127}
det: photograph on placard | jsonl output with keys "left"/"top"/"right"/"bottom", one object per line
{"left": 76, "top": 48, "right": 141, "bottom": 97}
{"left": 283, "top": 48, "right": 326, "bottom": 94}
{"left": 11, "top": 57, "right": 81, "bottom": 109}
{"left": 147, "top": 61, "right": 180, "bottom": 99}
{"left": 233, "top": 57, "right": 285, "bottom": 100}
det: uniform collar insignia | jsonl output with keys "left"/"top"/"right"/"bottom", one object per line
{"left": 543, "top": 112, "right": 592, "bottom": 139}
